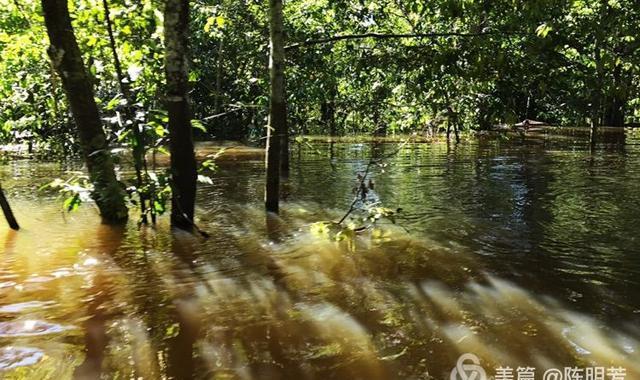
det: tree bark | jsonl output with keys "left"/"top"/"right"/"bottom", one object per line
{"left": 42, "top": 0, "right": 128, "bottom": 224}
{"left": 164, "top": 0, "right": 198, "bottom": 230}
{"left": 265, "top": 0, "right": 286, "bottom": 213}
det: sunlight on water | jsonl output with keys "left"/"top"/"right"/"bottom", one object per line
{"left": 0, "top": 136, "right": 639, "bottom": 378}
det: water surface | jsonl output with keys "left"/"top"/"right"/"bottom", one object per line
{"left": 0, "top": 130, "right": 638, "bottom": 379}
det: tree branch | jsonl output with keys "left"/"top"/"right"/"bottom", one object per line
{"left": 285, "top": 31, "right": 520, "bottom": 50}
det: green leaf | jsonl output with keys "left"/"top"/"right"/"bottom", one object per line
{"left": 105, "top": 95, "right": 122, "bottom": 111}
{"left": 64, "top": 193, "right": 81, "bottom": 212}
{"left": 154, "top": 125, "right": 166, "bottom": 137}
{"left": 191, "top": 119, "right": 207, "bottom": 133}
{"left": 215, "top": 16, "right": 226, "bottom": 28}
{"left": 536, "top": 23, "right": 552, "bottom": 38}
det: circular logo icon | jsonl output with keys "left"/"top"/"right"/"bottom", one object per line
{"left": 450, "top": 353, "right": 487, "bottom": 380}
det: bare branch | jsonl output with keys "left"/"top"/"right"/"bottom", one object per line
{"left": 285, "top": 31, "right": 521, "bottom": 51}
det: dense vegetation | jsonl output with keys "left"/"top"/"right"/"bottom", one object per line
{"left": 3, "top": 0, "right": 640, "bottom": 146}
{"left": 1, "top": 0, "right": 640, "bottom": 227}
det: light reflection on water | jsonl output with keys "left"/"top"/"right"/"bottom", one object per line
{"left": 0, "top": 131, "right": 639, "bottom": 379}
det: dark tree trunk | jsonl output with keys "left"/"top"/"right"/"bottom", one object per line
{"left": 603, "top": 97, "right": 625, "bottom": 127}
{"left": 477, "top": 102, "right": 492, "bottom": 130}
{"left": 447, "top": 106, "right": 460, "bottom": 143}
{"left": 0, "top": 185, "right": 19, "bottom": 230}
{"left": 320, "top": 86, "right": 336, "bottom": 136}
{"left": 603, "top": 64, "right": 626, "bottom": 127}
{"left": 265, "top": 0, "right": 286, "bottom": 213}
{"left": 164, "top": 0, "right": 197, "bottom": 230}
{"left": 214, "top": 38, "right": 224, "bottom": 114}
{"left": 321, "top": 102, "right": 336, "bottom": 136}
{"left": 42, "top": 0, "right": 128, "bottom": 224}
{"left": 103, "top": 0, "right": 149, "bottom": 224}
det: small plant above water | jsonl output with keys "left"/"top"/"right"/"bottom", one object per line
{"left": 311, "top": 170, "right": 402, "bottom": 242}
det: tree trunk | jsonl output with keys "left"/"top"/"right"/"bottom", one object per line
{"left": 214, "top": 38, "right": 224, "bottom": 114}
{"left": 280, "top": 93, "right": 290, "bottom": 177}
{"left": 447, "top": 106, "right": 460, "bottom": 143}
{"left": 102, "top": 0, "right": 149, "bottom": 224}
{"left": 0, "top": 184, "right": 19, "bottom": 230}
{"left": 42, "top": 0, "right": 128, "bottom": 224}
{"left": 164, "top": 0, "right": 197, "bottom": 230}
{"left": 265, "top": 0, "right": 286, "bottom": 213}
{"left": 321, "top": 84, "right": 337, "bottom": 136}
{"left": 603, "top": 64, "right": 626, "bottom": 127}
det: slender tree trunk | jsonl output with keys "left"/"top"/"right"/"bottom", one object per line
{"left": 164, "top": 0, "right": 197, "bottom": 230}
{"left": 447, "top": 106, "right": 460, "bottom": 143}
{"left": 214, "top": 38, "right": 224, "bottom": 114}
{"left": 593, "top": 43, "right": 604, "bottom": 129}
{"left": 265, "top": 0, "right": 286, "bottom": 213}
{"left": 0, "top": 184, "right": 19, "bottom": 230}
{"left": 48, "top": 60, "right": 60, "bottom": 119}
{"left": 102, "top": 0, "right": 150, "bottom": 224}
{"left": 280, "top": 92, "right": 290, "bottom": 177}
{"left": 603, "top": 64, "right": 626, "bottom": 127}
{"left": 321, "top": 84, "right": 337, "bottom": 136}
{"left": 42, "top": 0, "right": 128, "bottom": 224}
{"left": 102, "top": 0, "right": 125, "bottom": 91}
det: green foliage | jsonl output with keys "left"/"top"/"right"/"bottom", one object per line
{"left": 1, "top": 0, "right": 639, "bottom": 158}
{"left": 42, "top": 176, "right": 93, "bottom": 212}
{"left": 3, "top": 0, "right": 640, "bottom": 148}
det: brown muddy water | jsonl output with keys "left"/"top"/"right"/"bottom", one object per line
{"left": 0, "top": 131, "right": 639, "bottom": 379}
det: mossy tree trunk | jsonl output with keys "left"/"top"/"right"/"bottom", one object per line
{"left": 41, "top": 0, "right": 128, "bottom": 224}
{"left": 164, "top": 0, "right": 198, "bottom": 230}
{"left": 265, "top": 0, "right": 286, "bottom": 213}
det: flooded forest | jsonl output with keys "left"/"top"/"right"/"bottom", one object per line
{"left": 1, "top": 0, "right": 640, "bottom": 379}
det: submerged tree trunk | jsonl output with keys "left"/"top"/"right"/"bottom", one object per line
{"left": 0, "top": 184, "right": 19, "bottom": 230}
{"left": 102, "top": 0, "right": 149, "bottom": 224}
{"left": 265, "top": 0, "right": 286, "bottom": 213}
{"left": 164, "top": 0, "right": 198, "bottom": 230}
{"left": 42, "top": 0, "right": 128, "bottom": 224}
{"left": 446, "top": 106, "right": 460, "bottom": 143}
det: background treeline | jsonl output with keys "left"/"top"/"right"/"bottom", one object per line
{"left": 2, "top": 0, "right": 640, "bottom": 153}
